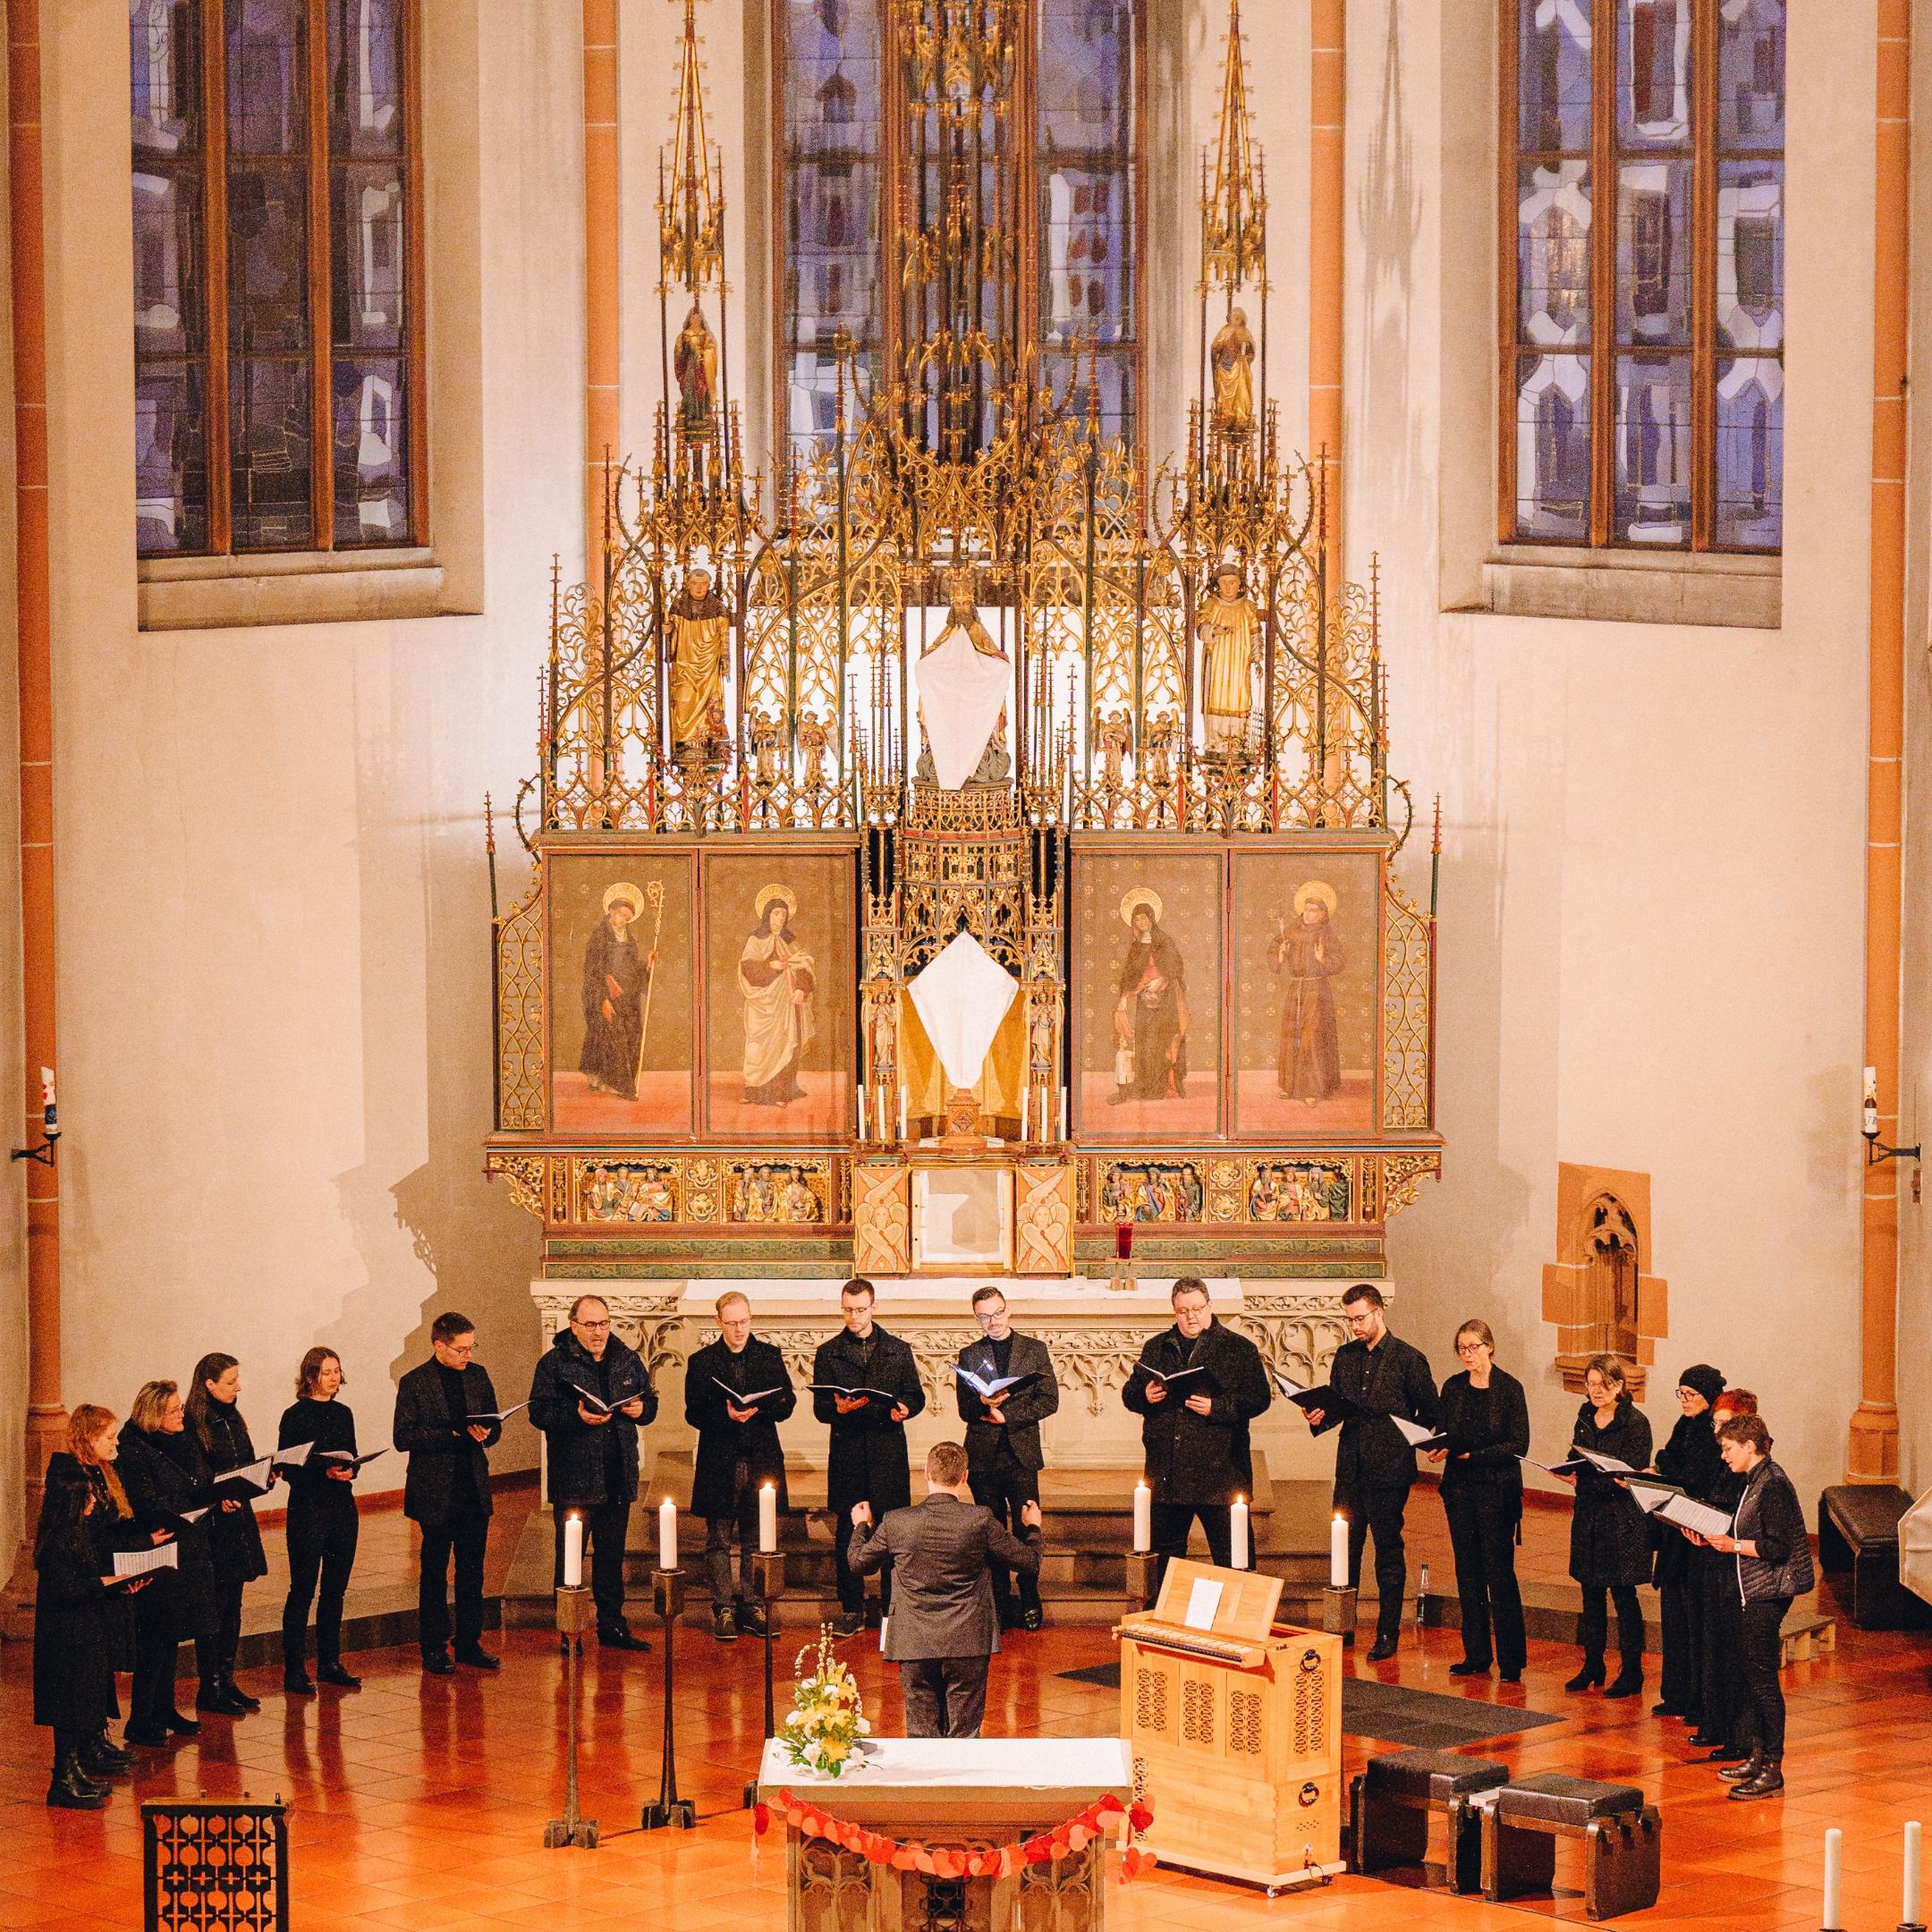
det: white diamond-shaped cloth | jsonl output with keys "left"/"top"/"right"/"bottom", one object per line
{"left": 916, "top": 622, "right": 1010, "bottom": 789}
{"left": 907, "top": 932, "right": 1021, "bottom": 1089}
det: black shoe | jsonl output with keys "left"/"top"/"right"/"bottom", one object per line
{"left": 422, "top": 1649, "right": 455, "bottom": 1676}
{"left": 1449, "top": 1659, "right": 1491, "bottom": 1676}
{"left": 1703, "top": 1743, "right": 1750, "bottom": 1763}
{"left": 47, "top": 1750, "right": 107, "bottom": 1811}
{"left": 1366, "top": 1634, "right": 1400, "bottom": 1663}
{"left": 1728, "top": 1761, "right": 1784, "bottom": 1801}
{"left": 1717, "top": 1752, "right": 1765, "bottom": 1783}
{"left": 1564, "top": 1661, "right": 1606, "bottom": 1693}
{"left": 222, "top": 1677, "right": 262, "bottom": 1712}
{"left": 1688, "top": 1731, "right": 1723, "bottom": 1748}
{"left": 1499, "top": 1670, "right": 1523, "bottom": 1684}
{"left": 122, "top": 1723, "right": 174, "bottom": 1749}
{"left": 453, "top": 1645, "right": 500, "bottom": 1671}
{"left": 740, "top": 1606, "right": 768, "bottom": 1639}
{"left": 283, "top": 1670, "right": 316, "bottom": 1696}
{"left": 163, "top": 1709, "right": 201, "bottom": 1738}
{"left": 1021, "top": 1606, "right": 1043, "bottom": 1631}
{"left": 316, "top": 1662, "right": 361, "bottom": 1689}
{"left": 830, "top": 1612, "right": 865, "bottom": 1638}
{"left": 598, "top": 1624, "right": 651, "bottom": 1651}
{"left": 79, "top": 1733, "right": 135, "bottom": 1777}
{"left": 196, "top": 1682, "right": 250, "bottom": 1716}
{"left": 1652, "top": 1701, "right": 1687, "bottom": 1717}
{"left": 713, "top": 1606, "right": 739, "bottom": 1642}
{"left": 1604, "top": 1668, "right": 1644, "bottom": 1699}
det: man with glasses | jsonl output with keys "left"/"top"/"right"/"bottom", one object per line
{"left": 1301, "top": 1282, "right": 1438, "bottom": 1661}
{"left": 529, "top": 1293, "right": 659, "bottom": 1651}
{"left": 953, "top": 1287, "right": 1059, "bottom": 1631}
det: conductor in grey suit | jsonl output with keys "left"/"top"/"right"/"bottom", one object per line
{"left": 847, "top": 1440, "right": 1044, "bottom": 1738}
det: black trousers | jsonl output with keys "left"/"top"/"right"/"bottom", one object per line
{"left": 1737, "top": 1595, "right": 1791, "bottom": 1759}
{"left": 131, "top": 1582, "right": 184, "bottom": 1728}
{"left": 552, "top": 1497, "right": 632, "bottom": 1630}
{"left": 704, "top": 1462, "right": 764, "bottom": 1610}
{"left": 198, "top": 1575, "right": 245, "bottom": 1686}
{"left": 834, "top": 1511, "right": 892, "bottom": 1615}
{"left": 1344, "top": 1485, "right": 1412, "bottom": 1640}
{"left": 1657, "top": 1575, "right": 1704, "bottom": 1716}
{"left": 1699, "top": 1556, "right": 1745, "bottom": 1742}
{"left": 419, "top": 1504, "right": 490, "bottom": 1656}
{"left": 1578, "top": 1582, "right": 1644, "bottom": 1669}
{"left": 900, "top": 1655, "right": 990, "bottom": 1738}
{"left": 283, "top": 1499, "right": 360, "bottom": 1670}
{"left": 1443, "top": 1487, "right": 1526, "bottom": 1673}
{"left": 970, "top": 1460, "right": 1041, "bottom": 1615}
{"left": 1148, "top": 1501, "right": 1234, "bottom": 1601}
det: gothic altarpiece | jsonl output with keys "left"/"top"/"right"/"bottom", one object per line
{"left": 486, "top": 1, "right": 1443, "bottom": 1473}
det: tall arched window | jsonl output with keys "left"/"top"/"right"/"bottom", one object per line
{"left": 774, "top": 0, "right": 1143, "bottom": 472}
{"left": 1502, "top": 0, "right": 1784, "bottom": 552}
{"left": 131, "top": 0, "right": 424, "bottom": 557}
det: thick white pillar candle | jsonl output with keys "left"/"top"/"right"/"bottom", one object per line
{"left": 899, "top": 1084, "right": 908, "bottom": 1140}
{"left": 563, "top": 1512, "right": 584, "bottom": 1589}
{"left": 1822, "top": 1827, "right": 1843, "bottom": 1929}
{"left": 759, "top": 1481, "right": 777, "bottom": 1555}
{"left": 1905, "top": 1818, "right": 1922, "bottom": 1926}
{"left": 658, "top": 1496, "right": 678, "bottom": 1572}
{"left": 1230, "top": 1496, "right": 1249, "bottom": 1570}
{"left": 1132, "top": 1481, "right": 1151, "bottom": 1554}
{"left": 1330, "top": 1513, "right": 1348, "bottom": 1589}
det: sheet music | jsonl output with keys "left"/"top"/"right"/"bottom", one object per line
{"left": 273, "top": 1442, "right": 314, "bottom": 1467}
{"left": 1657, "top": 1494, "right": 1735, "bottom": 1539}
{"left": 1574, "top": 1445, "right": 1638, "bottom": 1475}
{"left": 114, "top": 1545, "right": 179, "bottom": 1578}
{"left": 1182, "top": 1579, "right": 1224, "bottom": 1632}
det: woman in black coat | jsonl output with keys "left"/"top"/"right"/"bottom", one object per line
{"left": 185, "top": 1351, "right": 274, "bottom": 1714}
{"left": 116, "top": 1380, "right": 221, "bottom": 1745}
{"left": 1651, "top": 1362, "right": 1726, "bottom": 1723}
{"left": 277, "top": 1347, "right": 364, "bottom": 1692}
{"left": 1433, "top": 1320, "right": 1530, "bottom": 1682}
{"left": 1561, "top": 1354, "right": 1653, "bottom": 1698}
{"left": 34, "top": 1406, "right": 158, "bottom": 1807}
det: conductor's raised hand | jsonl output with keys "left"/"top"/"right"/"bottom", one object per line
{"left": 850, "top": 1501, "right": 873, "bottom": 1529}
{"left": 1021, "top": 1500, "right": 1044, "bottom": 1530}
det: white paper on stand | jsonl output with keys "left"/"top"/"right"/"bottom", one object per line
{"left": 1182, "top": 1578, "right": 1224, "bottom": 1632}
{"left": 907, "top": 932, "right": 1021, "bottom": 1089}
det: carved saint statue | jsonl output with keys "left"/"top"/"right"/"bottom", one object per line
{"left": 667, "top": 564, "right": 730, "bottom": 751}
{"left": 1210, "top": 307, "right": 1256, "bottom": 441}
{"left": 1197, "top": 564, "right": 1261, "bottom": 750}
{"left": 674, "top": 302, "right": 717, "bottom": 441}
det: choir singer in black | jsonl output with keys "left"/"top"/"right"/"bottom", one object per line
{"left": 1301, "top": 1282, "right": 1439, "bottom": 1661}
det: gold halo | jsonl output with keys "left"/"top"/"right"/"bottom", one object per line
{"left": 602, "top": 881, "right": 645, "bottom": 919}
{"left": 756, "top": 883, "right": 799, "bottom": 921}
{"left": 1293, "top": 879, "right": 1338, "bottom": 918}
{"left": 1119, "top": 888, "right": 1164, "bottom": 928}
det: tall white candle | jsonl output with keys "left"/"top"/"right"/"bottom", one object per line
{"left": 1905, "top": 1818, "right": 1922, "bottom": 1927}
{"left": 1021, "top": 1083, "right": 1030, "bottom": 1143}
{"left": 1132, "top": 1481, "right": 1151, "bottom": 1554}
{"left": 1330, "top": 1513, "right": 1348, "bottom": 1589}
{"left": 1230, "top": 1496, "right": 1250, "bottom": 1570}
{"left": 1822, "top": 1827, "right": 1843, "bottom": 1930}
{"left": 899, "top": 1084, "right": 909, "bottom": 1140}
{"left": 658, "top": 1496, "right": 678, "bottom": 1573}
{"left": 563, "top": 1511, "right": 584, "bottom": 1589}
{"left": 759, "top": 1482, "right": 777, "bottom": 1555}
{"left": 858, "top": 1083, "right": 867, "bottom": 1141}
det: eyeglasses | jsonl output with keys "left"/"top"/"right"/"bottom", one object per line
{"left": 574, "top": 1318, "right": 613, "bottom": 1333}
{"left": 974, "top": 1309, "right": 1007, "bottom": 1326}
{"left": 1455, "top": 1341, "right": 1486, "bottom": 1354}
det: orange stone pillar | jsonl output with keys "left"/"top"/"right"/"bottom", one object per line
{"left": 2, "top": 0, "right": 64, "bottom": 1620}
{"left": 1851, "top": 0, "right": 1910, "bottom": 1484}
{"left": 1309, "top": 0, "right": 1345, "bottom": 568}
{"left": 583, "top": 0, "right": 621, "bottom": 548}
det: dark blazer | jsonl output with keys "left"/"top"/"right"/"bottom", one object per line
{"left": 394, "top": 1359, "right": 503, "bottom": 1525}
{"left": 1652, "top": 1408, "right": 1725, "bottom": 1586}
{"left": 812, "top": 1326, "right": 926, "bottom": 1513}
{"left": 683, "top": 1334, "right": 798, "bottom": 1517}
{"left": 32, "top": 1454, "right": 141, "bottom": 1730}
{"left": 953, "top": 1331, "right": 1059, "bottom": 1474}
{"left": 1436, "top": 1367, "right": 1529, "bottom": 1504}
{"left": 1317, "top": 1332, "right": 1441, "bottom": 1501}
{"left": 193, "top": 1397, "right": 268, "bottom": 1584}
{"left": 528, "top": 1328, "right": 658, "bottom": 1508}
{"left": 848, "top": 1491, "right": 1042, "bottom": 1661}
{"left": 116, "top": 1424, "right": 221, "bottom": 1640}
{"left": 1568, "top": 1394, "right": 1655, "bottom": 1589}
{"left": 1121, "top": 1318, "right": 1273, "bottom": 1506}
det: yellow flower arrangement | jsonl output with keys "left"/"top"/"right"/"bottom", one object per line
{"left": 778, "top": 1625, "right": 871, "bottom": 1778}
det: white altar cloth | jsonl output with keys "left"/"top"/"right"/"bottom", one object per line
{"left": 758, "top": 1736, "right": 1130, "bottom": 1826}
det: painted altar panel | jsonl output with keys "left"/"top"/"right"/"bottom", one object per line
{"left": 547, "top": 850, "right": 696, "bottom": 1137}
{"left": 1070, "top": 845, "right": 1224, "bottom": 1142}
{"left": 700, "top": 849, "right": 857, "bottom": 1140}
{"left": 1230, "top": 848, "right": 1380, "bottom": 1138}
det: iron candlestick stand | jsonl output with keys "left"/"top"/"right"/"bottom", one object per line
{"left": 544, "top": 1584, "right": 598, "bottom": 1848}
{"left": 741, "top": 1549, "right": 788, "bottom": 1809}
{"left": 640, "top": 1567, "right": 697, "bottom": 1831}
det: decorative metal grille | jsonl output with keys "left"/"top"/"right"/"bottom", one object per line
{"left": 143, "top": 1801, "right": 288, "bottom": 1932}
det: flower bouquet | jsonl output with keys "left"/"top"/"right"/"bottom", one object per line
{"left": 777, "top": 1625, "right": 870, "bottom": 1778}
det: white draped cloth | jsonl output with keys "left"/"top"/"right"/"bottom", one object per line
{"left": 916, "top": 620, "right": 1012, "bottom": 789}
{"left": 908, "top": 933, "right": 1021, "bottom": 1089}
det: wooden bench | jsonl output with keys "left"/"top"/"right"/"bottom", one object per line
{"left": 1818, "top": 1486, "right": 1932, "bottom": 1631}
{"left": 1480, "top": 1774, "right": 1661, "bottom": 1921}
{"left": 1350, "top": 1748, "right": 1510, "bottom": 1894}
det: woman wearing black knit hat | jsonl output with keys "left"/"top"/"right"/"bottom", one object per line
{"left": 1651, "top": 1363, "right": 1725, "bottom": 1723}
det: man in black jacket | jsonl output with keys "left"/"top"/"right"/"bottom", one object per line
{"left": 1303, "top": 1282, "right": 1439, "bottom": 1660}
{"left": 528, "top": 1294, "right": 658, "bottom": 1650}
{"left": 953, "top": 1286, "right": 1059, "bottom": 1630}
{"left": 813, "top": 1278, "right": 925, "bottom": 1636}
{"left": 683, "top": 1291, "right": 797, "bottom": 1641}
{"left": 394, "top": 1312, "right": 504, "bottom": 1675}
{"left": 1121, "top": 1278, "right": 1272, "bottom": 1596}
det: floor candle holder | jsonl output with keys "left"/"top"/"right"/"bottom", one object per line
{"left": 742, "top": 1550, "right": 788, "bottom": 1810}
{"left": 640, "top": 1567, "right": 697, "bottom": 1832}
{"left": 1124, "top": 1550, "right": 1157, "bottom": 1613}
{"left": 1320, "top": 1583, "right": 1358, "bottom": 1645}
{"left": 544, "top": 1584, "right": 598, "bottom": 1848}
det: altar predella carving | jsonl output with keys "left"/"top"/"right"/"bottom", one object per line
{"left": 486, "top": 0, "right": 1443, "bottom": 1288}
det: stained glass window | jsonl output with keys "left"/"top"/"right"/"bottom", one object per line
{"left": 774, "top": 0, "right": 1143, "bottom": 472}
{"left": 131, "top": 0, "right": 421, "bottom": 558}
{"left": 1504, "top": 0, "right": 1784, "bottom": 553}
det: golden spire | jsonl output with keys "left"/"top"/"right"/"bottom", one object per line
{"left": 1202, "top": 0, "right": 1266, "bottom": 291}
{"left": 658, "top": 0, "right": 724, "bottom": 293}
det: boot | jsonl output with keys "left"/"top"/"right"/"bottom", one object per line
{"left": 316, "top": 1660, "right": 360, "bottom": 1689}
{"left": 1717, "top": 1750, "right": 1765, "bottom": 1784}
{"left": 197, "top": 1678, "right": 250, "bottom": 1716}
{"left": 1604, "top": 1660, "right": 1644, "bottom": 1699}
{"left": 221, "top": 1674, "right": 261, "bottom": 1712}
{"left": 1728, "top": 1758, "right": 1784, "bottom": 1800}
{"left": 283, "top": 1668, "right": 316, "bottom": 1695}
{"left": 47, "top": 1737, "right": 107, "bottom": 1811}
{"left": 79, "top": 1730, "right": 136, "bottom": 1778}
{"left": 1564, "top": 1657, "right": 1606, "bottom": 1693}
{"left": 163, "top": 1708, "right": 201, "bottom": 1737}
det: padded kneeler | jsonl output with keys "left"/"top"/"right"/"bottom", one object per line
{"left": 1481, "top": 1773, "right": 1661, "bottom": 1920}
{"left": 1349, "top": 1749, "right": 1510, "bottom": 1894}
